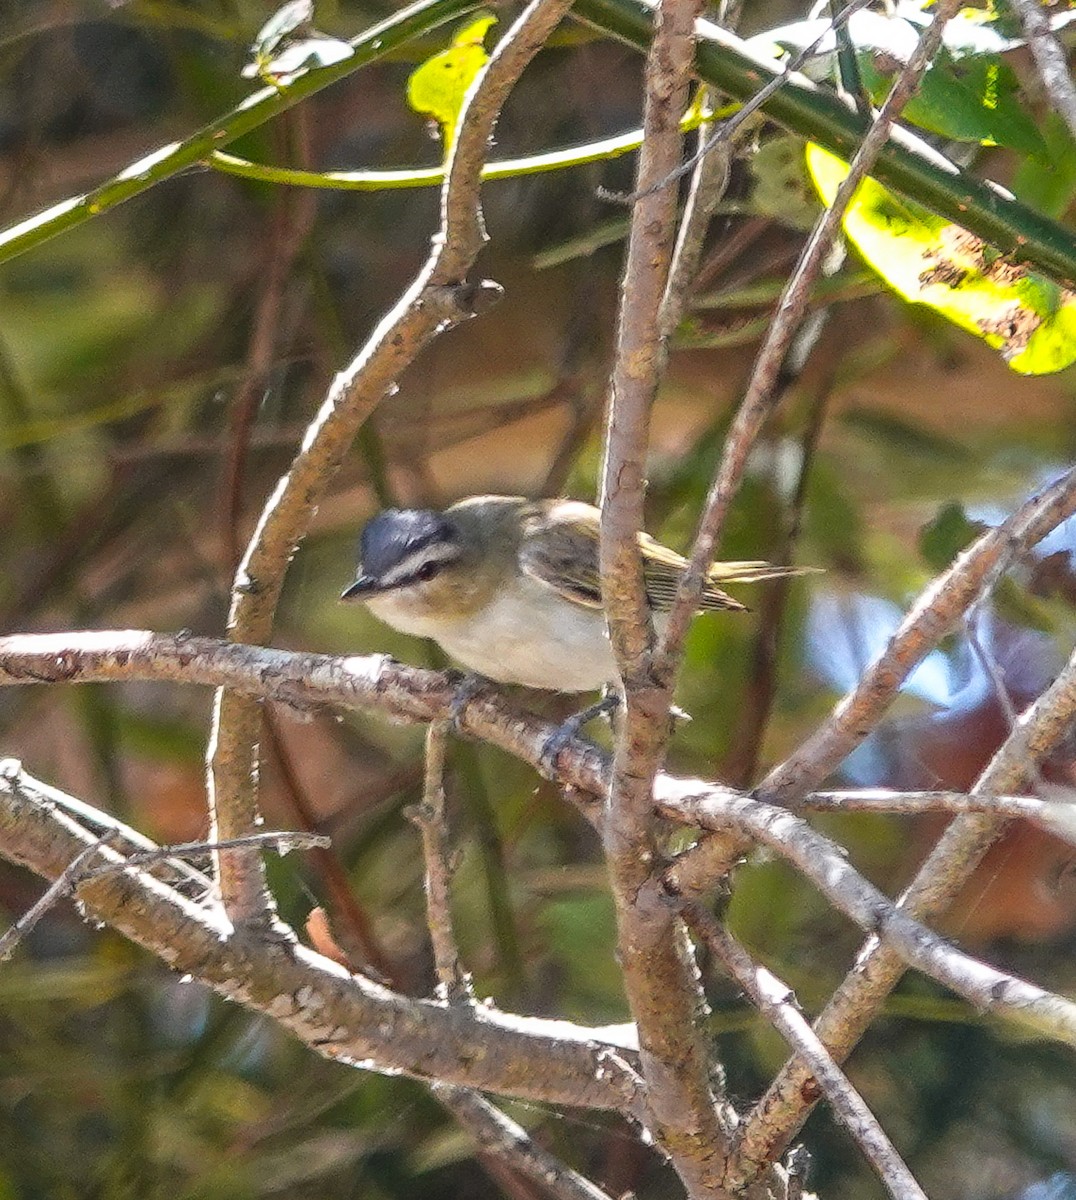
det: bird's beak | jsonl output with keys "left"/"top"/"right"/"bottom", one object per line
{"left": 340, "top": 573, "right": 379, "bottom": 601}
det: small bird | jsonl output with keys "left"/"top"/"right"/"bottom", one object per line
{"left": 340, "top": 495, "right": 814, "bottom": 693}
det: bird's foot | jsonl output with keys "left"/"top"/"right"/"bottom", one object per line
{"left": 539, "top": 692, "right": 621, "bottom": 778}
{"left": 447, "top": 672, "right": 487, "bottom": 733}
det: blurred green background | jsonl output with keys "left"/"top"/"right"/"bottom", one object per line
{"left": 0, "top": 0, "right": 1075, "bottom": 1196}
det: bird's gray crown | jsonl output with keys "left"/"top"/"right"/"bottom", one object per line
{"left": 357, "top": 508, "right": 460, "bottom": 589}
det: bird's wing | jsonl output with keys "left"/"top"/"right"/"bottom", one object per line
{"left": 519, "top": 503, "right": 604, "bottom": 608}
{"left": 521, "top": 501, "right": 816, "bottom": 614}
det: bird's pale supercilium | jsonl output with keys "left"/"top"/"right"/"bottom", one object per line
{"left": 340, "top": 495, "right": 815, "bottom": 692}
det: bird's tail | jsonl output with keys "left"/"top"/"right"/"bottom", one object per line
{"left": 707, "top": 560, "right": 821, "bottom": 583}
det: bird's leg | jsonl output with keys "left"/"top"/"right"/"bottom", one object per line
{"left": 447, "top": 672, "right": 488, "bottom": 732}
{"left": 539, "top": 689, "right": 621, "bottom": 778}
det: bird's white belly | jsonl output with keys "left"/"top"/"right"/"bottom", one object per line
{"left": 368, "top": 578, "right": 616, "bottom": 691}
{"left": 441, "top": 583, "right": 616, "bottom": 691}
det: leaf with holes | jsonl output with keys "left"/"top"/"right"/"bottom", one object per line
{"left": 806, "top": 144, "right": 1076, "bottom": 376}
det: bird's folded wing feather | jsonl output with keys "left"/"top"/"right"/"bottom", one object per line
{"left": 519, "top": 512, "right": 604, "bottom": 608}
{"left": 520, "top": 503, "right": 818, "bottom": 613}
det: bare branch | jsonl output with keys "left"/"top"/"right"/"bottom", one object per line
{"left": 3, "top": 638, "right": 1074, "bottom": 1094}
{"left": 600, "top": 0, "right": 699, "bottom": 674}
{"left": 664, "top": 785, "right": 1076, "bottom": 1048}
{"left": 0, "top": 762, "right": 644, "bottom": 1113}
{"left": 411, "top": 725, "right": 614, "bottom": 1200}
{"left": 1008, "top": 0, "right": 1076, "bottom": 143}
{"left": 683, "top": 906, "right": 928, "bottom": 1200}
{"left": 207, "top": 0, "right": 574, "bottom": 928}
{"left": 410, "top": 720, "right": 469, "bottom": 1000}
{"left": 655, "top": 0, "right": 965, "bottom": 682}
{"left": 597, "top": 0, "right": 741, "bottom": 1191}
{"left": 4, "top": 631, "right": 1076, "bottom": 861}
{"left": 727, "top": 641, "right": 1076, "bottom": 1189}
{"left": 799, "top": 788, "right": 1076, "bottom": 845}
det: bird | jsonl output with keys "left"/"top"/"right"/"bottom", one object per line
{"left": 340, "top": 494, "right": 815, "bottom": 693}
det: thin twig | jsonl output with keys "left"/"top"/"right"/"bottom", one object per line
{"left": 86, "top": 831, "right": 330, "bottom": 871}
{"left": 658, "top": 88, "right": 732, "bottom": 339}
{"left": 264, "top": 709, "right": 401, "bottom": 986}
{"left": 206, "top": 0, "right": 575, "bottom": 928}
{"left": 433, "top": 1084, "right": 617, "bottom": 1200}
{"left": 411, "top": 720, "right": 469, "bottom": 1000}
{"left": 0, "top": 833, "right": 114, "bottom": 961}
{"left": 720, "top": 348, "right": 836, "bottom": 788}
{"left": 221, "top": 111, "right": 317, "bottom": 572}
{"left": 798, "top": 789, "right": 1076, "bottom": 844}
{"left": 683, "top": 906, "right": 928, "bottom": 1200}
{"left": 413, "top": 726, "right": 618, "bottom": 1200}
{"left": 0, "top": 830, "right": 326, "bottom": 962}
{"left": 1008, "top": 0, "right": 1076, "bottom": 144}
{"left": 655, "top": 0, "right": 965, "bottom": 684}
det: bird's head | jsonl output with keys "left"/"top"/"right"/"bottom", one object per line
{"left": 340, "top": 498, "right": 524, "bottom": 622}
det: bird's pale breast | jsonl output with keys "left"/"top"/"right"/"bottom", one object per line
{"left": 367, "top": 574, "right": 617, "bottom": 691}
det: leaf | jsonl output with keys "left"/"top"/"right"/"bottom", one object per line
{"left": 805, "top": 144, "right": 1076, "bottom": 375}
{"left": 896, "top": 0, "right": 1076, "bottom": 57}
{"left": 242, "top": 0, "right": 351, "bottom": 84}
{"left": 749, "top": 133, "right": 819, "bottom": 231}
{"left": 1013, "top": 112, "right": 1076, "bottom": 220}
{"left": 919, "top": 502, "right": 983, "bottom": 571}
{"left": 252, "top": 0, "right": 313, "bottom": 62}
{"left": 751, "top": 7, "right": 1047, "bottom": 156}
{"left": 746, "top": 11, "right": 920, "bottom": 80}
{"left": 858, "top": 46, "right": 1046, "bottom": 158}
{"left": 406, "top": 15, "right": 498, "bottom": 151}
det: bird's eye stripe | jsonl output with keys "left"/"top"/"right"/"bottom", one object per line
{"left": 378, "top": 542, "right": 459, "bottom": 587}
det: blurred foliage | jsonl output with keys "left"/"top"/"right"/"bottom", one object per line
{"left": 0, "top": 0, "right": 1074, "bottom": 1198}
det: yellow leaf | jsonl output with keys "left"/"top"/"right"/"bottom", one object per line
{"left": 805, "top": 143, "right": 1076, "bottom": 375}
{"left": 406, "top": 15, "right": 498, "bottom": 152}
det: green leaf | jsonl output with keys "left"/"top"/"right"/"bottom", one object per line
{"left": 858, "top": 47, "right": 1046, "bottom": 158}
{"left": 806, "top": 144, "right": 1076, "bottom": 375}
{"left": 1013, "top": 112, "right": 1076, "bottom": 220}
{"left": 919, "top": 502, "right": 983, "bottom": 571}
{"left": 749, "top": 133, "right": 819, "bottom": 231}
{"left": 406, "top": 14, "right": 498, "bottom": 151}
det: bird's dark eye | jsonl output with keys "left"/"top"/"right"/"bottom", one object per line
{"left": 415, "top": 561, "right": 439, "bottom": 583}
